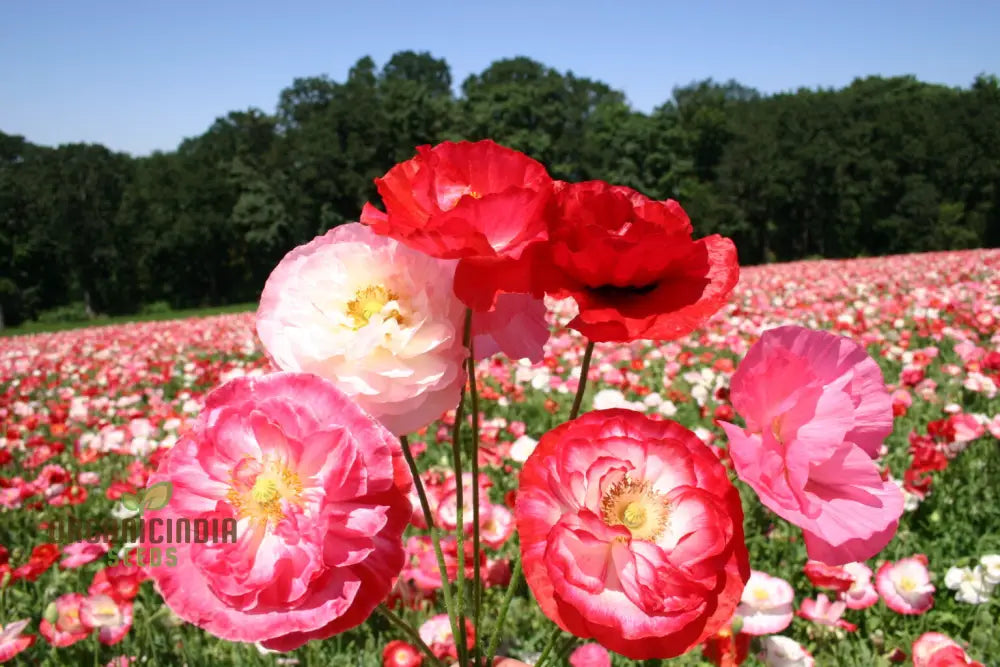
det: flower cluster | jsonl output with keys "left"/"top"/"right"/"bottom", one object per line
{"left": 16, "top": 139, "right": 984, "bottom": 666}
{"left": 137, "top": 139, "right": 917, "bottom": 663}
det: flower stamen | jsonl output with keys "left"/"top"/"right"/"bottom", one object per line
{"left": 346, "top": 284, "right": 402, "bottom": 329}
{"left": 601, "top": 476, "right": 670, "bottom": 541}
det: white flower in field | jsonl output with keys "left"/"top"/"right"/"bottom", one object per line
{"left": 980, "top": 554, "right": 1000, "bottom": 585}
{"left": 945, "top": 566, "right": 970, "bottom": 589}
{"left": 945, "top": 566, "right": 993, "bottom": 604}
{"left": 657, "top": 400, "right": 678, "bottom": 417}
{"left": 643, "top": 392, "right": 663, "bottom": 407}
{"left": 690, "top": 384, "right": 709, "bottom": 406}
{"left": 592, "top": 389, "right": 628, "bottom": 411}
{"left": 509, "top": 435, "right": 538, "bottom": 463}
{"left": 890, "top": 475, "right": 923, "bottom": 512}
{"left": 964, "top": 372, "right": 998, "bottom": 398}
{"left": 681, "top": 370, "right": 702, "bottom": 384}
{"left": 759, "top": 635, "right": 814, "bottom": 666}
{"left": 529, "top": 368, "right": 551, "bottom": 391}
{"left": 694, "top": 427, "right": 712, "bottom": 444}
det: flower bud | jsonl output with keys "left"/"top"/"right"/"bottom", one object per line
{"left": 43, "top": 601, "right": 59, "bottom": 624}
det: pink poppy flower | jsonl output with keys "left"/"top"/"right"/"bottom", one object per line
{"left": 803, "top": 560, "right": 853, "bottom": 592}
{"left": 257, "top": 223, "right": 467, "bottom": 436}
{"left": 471, "top": 293, "right": 550, "bottom": 363}
{"left": 720, "top": 326, "right": 903, "bottom": 564}
{"left": 105, "top": 658, "right": 137, "bottom": 667}
{"left": 477, "top": 503, "right": 515, "bottom": 549}
{"left": 144, "top": 372, "right": 412, "bottom": 650}
{"left": 418, "top": 613, "right": 474, "bottom": 661}
{"left": 796, "top": 594, "right": 856, "bottom": 631}
{"left": 949, "top": 414, "right": 984, "bottom": 443}
{"left": 0, "top": 619, "right": 35, "bottom": 662}
{"left": 39, "top": 593, "right": 92, "bottom": 647}
{"left": 60, "top": 539, "right": 111, "bottom": 569}
{"left": 516, "top": 409, "right": 749, "bottom": 659}
{"left": 569, "top": 643, "right": 613, "bottom": 667}
{"left": 735, "top": 570, "right": 794, "bottom": 635}
{"left": 912, "top": 632, "right": 982, "bottom": 667}
{"left": 842, "top": 562, "right": 879, "bottom": 610}
{"left": 80, "top": 594, "right": 133, "bottom": 645}
{"left": 876, "top": 555, "right": 935, "bottom": 615}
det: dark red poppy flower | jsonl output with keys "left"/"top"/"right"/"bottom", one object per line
{"left": 535, "top": 181, "right": 738, "bottom": 342}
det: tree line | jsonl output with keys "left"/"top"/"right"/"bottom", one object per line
{"left": 2, "top": 52, "right": 998, "bottom": 326}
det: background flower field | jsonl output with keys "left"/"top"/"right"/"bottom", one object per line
{"left": 2, "top": 248, "right": 999, "bottom": 666}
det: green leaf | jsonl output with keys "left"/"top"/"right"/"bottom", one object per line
{"left": 141, "top": 482, "right": 173, "bottom": 511}
{"left": 121, "top": 492, "right": 141, "bottom": 511}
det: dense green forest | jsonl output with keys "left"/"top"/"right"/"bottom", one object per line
{"left": 2, "top": 52, "right": 998, "bottom": 326}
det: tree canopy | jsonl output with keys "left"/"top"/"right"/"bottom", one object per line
{"left": 2, "top": 51, "right": 997, "bottom": 326}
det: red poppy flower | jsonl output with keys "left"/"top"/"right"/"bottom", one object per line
{"left": 361, "top": 140, "right": 553, "bottom": 311}
{"left": 516, "top": 409, "right": 749, "bottom": 659}
{"left": 534, "top": 181, "right": 738, "bottom": 342}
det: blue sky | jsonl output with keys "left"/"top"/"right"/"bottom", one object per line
{"left": 2, "top": 1, "right": 997, "bottom": 156}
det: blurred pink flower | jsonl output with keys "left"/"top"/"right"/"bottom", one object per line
{"left": 80, "top": 594, "right": 133, "bottom": 645}
{"left": 472, "top": 293, "right": 550, "bottom": 363}
{"left": 876, "top": 555, "right": 935, "bottom": 615}
{"left": 949, "top": 414, "right": 984, "bottom": 443}
{"left": 39, "top": 593, "right": 92, "bottom": 647}
{"left": 60, "top": 539, "right": 111, "bottom": 569}
{"left": 796, "top": 594, "right": 856, "bottom": 631}
{"left": 569, "top": 643, "right": 612, "bottom": 667}
{"left": 721, "top": 326, "right": 903, "bottom": 564}
{"left": 759, "top": 635, "right": 815, "bottom": 666}
{"left": 842, "top": 562, "right": 879, "bottom": 610}
{"left": 0, "top": 619, "right": 35, "bottom": 662}
{"left": 418, "top": 613, "right": 474, "bottom": 661}
{"left": 735, "top": 570, "right": 794, "bottom": 635}
{"left": 912, "top": 632, "right": 983, "bottom": 667}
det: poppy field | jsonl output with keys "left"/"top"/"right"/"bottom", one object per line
{"left": 1, "top": 247, "right": 999, "bottom": 667}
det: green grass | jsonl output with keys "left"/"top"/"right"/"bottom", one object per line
{"left": 0, "top": 303, "right": 257, "bottom": 338}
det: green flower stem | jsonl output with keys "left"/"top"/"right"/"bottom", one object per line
{"left": 569, "top": 340, "right": 595, "bottom": 420}
{"left": 467, "top": 318, "right": 484, "bottom": 667}
{"left": 449, "top": 307, "right": 476, "bottom": 667}
{"left": 377, "top": 604, "right": 445, "bottom": 667}
{"left": 400, "top": 434, "right": 461, "bottom": 656}
{"left": 484, "top": 558, "right": 523, "bottom": 667}
{"left": 534, "top": 624, "right": 565, "bottom": 667}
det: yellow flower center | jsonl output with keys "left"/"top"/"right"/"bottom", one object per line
{"left": 346, "top": 284, "right": 402, "bottom": 329}
{"left": 754, "top": 587, "right": 770, "bottom": 601}
{"left": 621, "top": 502, "right": 647, "bottom": 530}
{"left": 899, "top": 576, "right": 916, "bottom": 592}
{"left": 251, "top": 477, "right": 279, "bottom": 504}
{"left": 467, "top": 190, "right": 482, "bottom": 199}
{"left": 601, "top": 477, "right": 670, "bottom": 541}
{"left": 227, "top": 461, "right": 302, "bottom": 525}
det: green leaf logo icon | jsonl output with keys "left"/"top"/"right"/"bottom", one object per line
{"left": 142, "top": 482, "right": 172, "bottom": 511}
{"left": 121, "top": 492, "right": 141, "bottom": 512}
{"left": 119, "top": 482, "right": 172, "bottom": 515}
